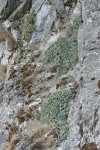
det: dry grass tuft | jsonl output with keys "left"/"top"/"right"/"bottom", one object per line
{"left": 16, "top": 114, "right": 25, "bottom": 124}
{"left": 45, "top": 135, "right": 55, "bottom": 148}
{"left": 0, "top": 26, "right": 17, "bottom": 42}
{"left": 0, "top": 65, "right": 7, "bottom": 80}
{"left": 81, "top": 142, "right": 98, "bottom": 150}
{"left": 6, "top": 124, "right": 19, "bottom": 150}
{"left": 32, "top": 124, "right": 45, "bottom": 138}
{"left": 25, "top": 108, "right": 33, "bottom": 119}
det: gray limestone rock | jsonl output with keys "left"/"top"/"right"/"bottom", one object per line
{"left": 32, "top": 0, "right": 46, "bottom": 14}
{"left": 0, "top": 0, "right": 31, "bottom": 20}
{"left": 61, "top": 0, "right": 100, "bottom": 150}
{"left": 0, "top": 0, "right": 20, "bottom": 19}
{"left": 35, "top": 3, "right": 52, "bottom": 32}
{"left": 0, "top": 0, "right": 100, "bottom": 150}
{"left": 9, "top": 0, "right": 32, "bottom": 21}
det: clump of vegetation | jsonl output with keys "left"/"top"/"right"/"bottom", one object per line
{"left": 17, "top": 108, "right": 33, "bottom": 124}
{"left": 44, "top": 18, "right": 82, "bottom": 76}
{"left": 30, "top": 135, "right": 55, "bottom": 149}
{"left": 6, "top": 124, "right": 18, "bottom": 150}
{"left": 28, "top": 51, "right": 41, "bottom": 62}
{"left": 45, "top": 135, "right": 55, "bottom": 148}
{"left": 41, "top": 89, "right": 75, "bottom": 140}
{"left": 67, "top": 18, "right": 82, "bottom": 37}
{"left": 22, "top": 12, "right": 34, "bottom": 42}
{"left": 15, "top": 51, "right": 22, "bottom": 63}
{"left": 32, "top": 124, "right": 45, "bottom": 138}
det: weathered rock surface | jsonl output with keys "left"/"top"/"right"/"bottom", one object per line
{"left": 61, "top": 0, "right": 100, "bottom": 150}
{"left": 0, "top": 0, "right": 100, "bottom": 150}
{"left": 0, "top": 0, "right": 20, "bottom": 18}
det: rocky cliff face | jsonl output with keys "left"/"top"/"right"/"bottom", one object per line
{"left": 0, "top": 0, "right": 100, "bottom": 150}
{"left": 67, "top": 1, "right": 100, "bottom": 149}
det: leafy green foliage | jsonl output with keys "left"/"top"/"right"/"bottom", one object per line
{"left": 41, "top": 89, "right": 75, "bottom": 140}
{"left": 59, "top": 126, "right": 69, "bottom": 140}
{"left": 44, "top": 18, "right": 82, "bottom": 76}
{"left": 22, "top": 12, "right": 34, "bottom": 42}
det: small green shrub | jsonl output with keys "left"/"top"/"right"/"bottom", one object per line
{"left": 41, "top": 89, "right": 75, "bottom": 140}
{"left": 22, "top": 12, "right": 34, "bottom": 42}
{"left": 15, "top": 51, "right": 21, "bottom": 63}
{"left": 59, "top": 125, "right": 69, "bottom": 140}
{"left": 44, "top": 18, "right": 82, "bottom": 76}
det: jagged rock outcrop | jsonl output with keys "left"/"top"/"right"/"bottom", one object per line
{"left": 62, "top": 0, "right": 100, "bottom": 150}
{"left": 0, "top": 0, "right": 31, "bottom": 19}
{"left": 0, "top": 0, "right": 20, "bottom": 18}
